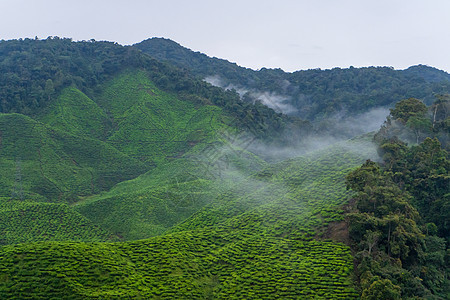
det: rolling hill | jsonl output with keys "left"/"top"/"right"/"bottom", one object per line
{"left": 0, "top": 137, "right": 377, "bottom": 299}
{"left": 0, "top": 37, "right": 448, "bottom": 299}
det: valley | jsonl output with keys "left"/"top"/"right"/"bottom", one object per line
{"left": 0, "top": 37, "right": 448, "bottom": 299}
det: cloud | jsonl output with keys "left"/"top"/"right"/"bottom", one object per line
{"left": 251, "top": 91, "right": 298, "bottom": 115}
{"left": 244, "top": 107, "right": 389, "bottom": 162}
{"left": 317, "top": 107, "right": 390, "bottom": 138}
{"left": 205, "top": 75, "right": 389, "bottom": 162}
{"left": 204, "top": 75, "right": 297, "bottom": 114}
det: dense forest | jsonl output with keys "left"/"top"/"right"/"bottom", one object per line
{"left": 136, "top": 38, "right": 450, "bottom": 120}
{"left": 0, "top": 37, "right": 448, "bottom": 299}
{"left": 346, "top": 98, "right": 449, "bottom": 299}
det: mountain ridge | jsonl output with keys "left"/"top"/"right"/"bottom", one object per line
{"left": 135, "top": 37, "right": 450, "bottom": 121}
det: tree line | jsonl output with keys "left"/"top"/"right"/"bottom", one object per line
{"left": 346, "top": 97, "right": 449, "bottom": 299}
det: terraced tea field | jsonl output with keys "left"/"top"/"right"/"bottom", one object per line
{"left": 0, "top": 200, "right": 113, "bottom": 245}
{"left": 0, "top": 136, "right": 376, "bottom": 298}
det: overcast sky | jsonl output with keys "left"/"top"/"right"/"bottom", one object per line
{"left": 1, "top": 0, "right": 449, "bottom": 73}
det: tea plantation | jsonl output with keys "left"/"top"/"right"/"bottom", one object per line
{"left": 1, "top": 37, "right": 448, "bottom": 299}
{"left": 0, "top": 59, "right": 381, "bottom": 299}
{"left": 0, "top": 200, "right": 113, "bottom": 245}
{"left": 0, "top": 136, "right": 377, "bottom": 298}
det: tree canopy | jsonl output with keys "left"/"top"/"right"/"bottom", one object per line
{"left": 347, "top": 102, "right": 449, "bottom": 298}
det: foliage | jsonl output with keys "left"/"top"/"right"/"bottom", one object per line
{"left": 361, "top": 278, "right": 401, "bottom": 300}
{"left": 136, "top": 38, "right": 450, "bottom": 120}
{"left": 0, "top": 137, "right": 377, "bottom": 298}
{"left": 389, "top": 98, "right": 428, "bottom": 124}
{"left": 0, "top": 113, "right": 148, "bottom": 201}
{"left": 0, "top": 232, "right": 357, "bottom": 299}
{"left": 0, "top": 36, "right": 449, "bottom": 299}
{"left": 39, "top": 87, "right": 110, "bottom": 139}
{"left": 347, "top": 123, "right": 449, "bottom": 298}
{"left": 378, "top": 137, "right": 450, "bottom": 240}
{"left": 0, "top": 37, "right": 305, "bottom": 140}
{"left": 376, "top": 96, "right": 450, "bottom": 150}
{"left": 0, "top": 199, "right": 114, "bottom": 245}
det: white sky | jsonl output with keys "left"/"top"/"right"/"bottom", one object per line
{"left": 1, "top": 0, "right": 449, "bottom": 72}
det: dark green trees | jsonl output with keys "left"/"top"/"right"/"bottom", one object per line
{"left": 348, "top": 98, "right": 449, "bottom": 298}
{"left": 389, "top": 98, "right": 428, "bottom": 124}
{"left": 381, "top": 137, "right": 450, "bottom": 240}
{"left": 376, "top": 96, "right": 449, "bottom": 149}
{"left": 347, "top": 133, "right": 449, "bottom": 298}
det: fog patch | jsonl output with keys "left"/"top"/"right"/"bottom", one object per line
{"left": 246, "top": 107, "right": 389, "bottom": 162}
{"left": 316, "top": 107, "right": 390, "bottom": 139}
{"left": 204, "top": 75, "right": 297, "bottom": 114}
{"left": 186, "top": 130, "right": 292, "bottom": 214}
{"left": 251, "top": 91, "right": 297, "bottom": 114}
{"left": 246, "top": 132, "right": 379, "bottom": 163}
{"left": 377, "top": 118, "right": 423, "bottom": 146}
{"left": 205, "top": 75, "right": 388, "bottom": 162}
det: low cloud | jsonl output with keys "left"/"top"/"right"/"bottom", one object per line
{"left": 204, "top": 75, "right": 297, "bottom": 114}
{"left": 246, "top": 107, "right": 389, "bottom": 162}
{"left": 317, "top": 107, "right": 390, "bottom": 138}
{"left": 251, "top": 91, "right": 298, "bottom": 114}
{"left": 205, "top": 75, "right": 389, "bottom": 162}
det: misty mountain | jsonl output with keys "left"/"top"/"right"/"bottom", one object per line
{"left": 0, "top": 37, "right": 307, "bottom": 141}
{"left": 0, "top": 37, "right": 448, "bottom": 299}
{"left": 135, "top": 38, "right": 450, "bottom": 121}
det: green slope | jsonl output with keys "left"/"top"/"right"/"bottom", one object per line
{"left": 0, "top": 232, "right": 356, "bottom": 299}
{"left": 0, "top": 137, "right": 377, "bottom": 299}
{"left": 172, "top": 136, "right": 378, "bottom": 236}
{"left": 0, "top": 113, "right": 148, "bottom": 201}
{"left": 0, "top": 108, "right": 149, "bottom": 246}
{"left": 38, "top": 87, "right": 110, "bottom": 139}
{"left": 69, "top": 70, "right": 277, "bottom": 240}
{"left": 0, "top": 70, "right": 233, "bottom": 202}
{"left": 38, "top": 70, "right": 226, "bottom": 166}
{"left": 0, "top": 199, "right": 114, "bottom": 245}
{"left": 96, "top": 70, "right": 226, "bottom": 165}
{"left": 0, "top": 38, "right": 297, "bottom": 143}
{"left": 0, "top": 69, "right": 260, "bottom": 245}
{"left": 75, "top": 142, "right": 267, "bottom": 240}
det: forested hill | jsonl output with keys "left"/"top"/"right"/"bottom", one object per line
{"left": 135, "top": 38, "right": 450, "bottom": 120}
{"left": 0, "top": 37, "right": 305, "bottom": 140}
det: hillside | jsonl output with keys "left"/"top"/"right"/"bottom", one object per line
{"left": 0, "top": 37, "right": 448, "bottom": 299}
{"left": 0, "top": 69, "right": 240, "bottom": 246}
{"left": 344, "top": 99, "right": 450, "bottom": 298}
{"left": 135, "top": 38, "right": 450, "bottom": 122}
{"left": 0, "top": 113, "right": 148, "bottom": 201}
{"left": 74, "top": 140, "right": 266, "bottom": 240}
{"left": 0, "top": 58, "right": 260, "bottom": 202}
{"left": 0, "top": 37, "right": 304, "bottom": 141}
{"left": 0, "top": 38, "right": 286, "bottom": 249}
{"left": 0, "top": 137, "right": 377, "bottom": 299}
{"left": 0, "top": 71, "right": 237, "bottom": 244}
{"left": 0, "top": 38, "right": 312, "bottom": 246}
{"left": 0, "top": 200, "right": 114, "bottom": 245}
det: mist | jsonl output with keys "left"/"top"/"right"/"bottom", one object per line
{"left": 316, "top": 107, "right": 390, "bottom": 138}
{"left": 183, "top": 120, "right": 381, "bottom": 228}
{"left": 245, "top": 107, "right": 388, "bottom": 162}
{"left": 204, "top": 75, "right": 297, "bottom": 114}
{"left": 204, "top": 74, "right": 389, "bottom": 162}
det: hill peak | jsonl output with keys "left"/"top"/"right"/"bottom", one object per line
{"left": 403, "top": 64, "right": 450, "bottom": 82}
